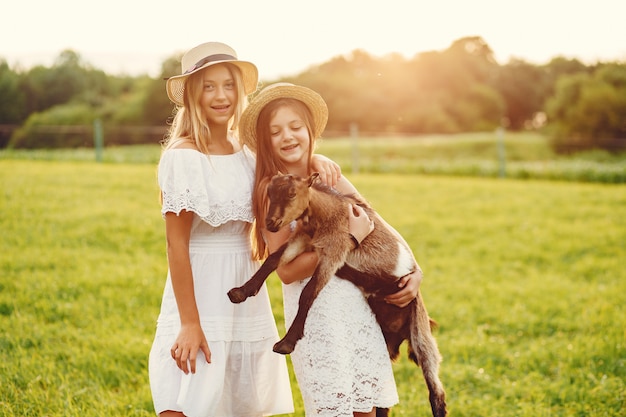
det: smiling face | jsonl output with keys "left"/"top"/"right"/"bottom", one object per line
{"left": 195, "top": 64, "right": 237, "bottom": 128}
{"left": 269, "top": 104, "right": 312, "bottom": 176}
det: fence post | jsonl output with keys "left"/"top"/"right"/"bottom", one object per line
{"left": 497, "top": 127, "right": 506, "bottom": 178}
{"left": 350, "top": 122, "right": 359, "bottom": 174}
{"left": 94, "top": 119, "right": 104, "bottom": 162}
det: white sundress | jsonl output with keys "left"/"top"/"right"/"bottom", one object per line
{"left": 283, "top": 275, "right": 399, "bottom": 416}
{"left": 148, "top": 147, "right": 293, "bottom": 417}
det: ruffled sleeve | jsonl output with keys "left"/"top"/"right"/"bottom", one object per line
{"left": 157, "top": 148, "right": 255, "bottom": 226}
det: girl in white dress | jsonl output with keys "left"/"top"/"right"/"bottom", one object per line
{"left": 148, "top": 43, "right": 342, "bottom": 417}
{"left": 242, "top": 83, "right": 423, "bottom": 417}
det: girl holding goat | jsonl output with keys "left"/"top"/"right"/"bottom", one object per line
{"left": 242, "top": 83, "right": 423, "bottom": 417}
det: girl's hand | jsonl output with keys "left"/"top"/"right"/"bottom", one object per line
{"left": 311, "top": 154, "right": 341, "bottom": 187}
{"left": 348, "top": 204, "right": 374, "bottom": 246}
{"left": 170, "top": 323, "right": 211, "bottom": 374}
{"left": 384, "top": 268, "right": 422, "bottom": 308}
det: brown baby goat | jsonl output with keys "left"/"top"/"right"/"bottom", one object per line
{"left": 228, "top": 173, "right": 447, "bottom": 417}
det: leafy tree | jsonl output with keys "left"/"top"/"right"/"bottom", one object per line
{"left": 142, "top": 55, "right": 179, "bottom": 126}
{"left": 546, "top": 64, "right": 626, "bottom": 153}
{"left": 20, "top": 50, "right": 88, "bottom": 113}
{"left": 495, "top": 59, "right": 550, "bottom": 129}
{"left": 287, "top": 37, "right": 505, "bottom": 135}
{"left": 7, "top": 36, "right": 624, "bottom": 150}
{"left": 286, "top": 52, "right": 377, "bottom": 132}
{"left": 100, "top": 75, "right": 169, "bottom": 145}
{"left": 0, "top": 60, "right": 26, "bottom": 123}
{"left": 544, "top": 56, "right": 589, "bottom": 88}
{"left": 0, "top": 60, "right": 26, "bottom": 147}
{"left": 407, "top": 37, "right": 502, "bottom": 132}
{"left": 450, "top": 83, "right": 505, "bottom": 131}
{"left": 540, "top": 56, "right": 591, "bottom": 117}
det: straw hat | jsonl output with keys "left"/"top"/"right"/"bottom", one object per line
{"left": 166, "top": 42, "right": 258, "bottom": 106}
{"left": 239, "top": 83, "right": 329, "bottom": 152}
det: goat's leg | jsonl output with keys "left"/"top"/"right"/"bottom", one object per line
{"left": 335, "top": 263, "right": 381, "bottom": 293}
{"left": 229, "top": 234, "right": 312, "bottom": 303}
{"left": 336, "top": 264, "right": 407, "bottom": 296}
{"left": 273, "top": 270, "right": 325, "bottom": 354}
{"left": 273, "top": 259, "right": 339, "bottom": 354}
{"left": 366, "top": 297, "right": 408, "bottom": 361}
{"left": 228, "top": 244, "right": 287, "bottom": 303}
{"left": 409, "top": 295, "right": 447, "bottom": 417}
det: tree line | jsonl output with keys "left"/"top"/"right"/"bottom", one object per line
{"left": 1, "top": 36, "right": 624, "bottom": 153}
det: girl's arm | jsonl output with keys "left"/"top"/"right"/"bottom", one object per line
{"left": 165, "top": 210, "right": 211, "bottom": 374}
{"left": 383, "top": 265, "right": 423, "bottom": 307}
{"left": 311, "top": 154, "right": 341, "bottom": 188}
{"left": 335, "top": 176, "right": 422, "bottom": 307}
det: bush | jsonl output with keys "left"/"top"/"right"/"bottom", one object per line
{"left": 8, "top": 104, "right": 97, "bottom": 149}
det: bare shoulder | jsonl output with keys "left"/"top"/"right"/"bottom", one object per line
{"left": 169, "top": 138, "right": 198, "bottom": 151}
{"left": 334, "top": 176, "right": 359, "bottom": 195}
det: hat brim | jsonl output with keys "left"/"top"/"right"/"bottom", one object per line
{"left": 240, "top": 84, "right": 329, "bottom": 152}
{"left": 166, "top": 60, "right": 258, "bottom": 106}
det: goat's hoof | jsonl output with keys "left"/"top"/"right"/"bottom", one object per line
{"left": 375, "top": 407, "right": 390, "bottom": 417}
{"left": 227, "top": 288, "right": 246, "bottom": 303}
{"left": 431, "top": 397, "right": 448, "bottom": 417}
{"left": 273, "top": 340, "right": 295, "bottom": 355}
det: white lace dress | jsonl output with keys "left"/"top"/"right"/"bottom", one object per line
{"left": 148, "top": 147, "right": 293, "bottom": 417}
{"left": 283, "top": 275, "right": 399, "bottom": 416}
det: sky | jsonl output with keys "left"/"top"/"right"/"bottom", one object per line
{"left": 3, "top": 0, "right": 626, "bottom": 81}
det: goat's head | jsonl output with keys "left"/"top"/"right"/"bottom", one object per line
{"left": 265, "top": 172, "right": 319, "bottom": 232}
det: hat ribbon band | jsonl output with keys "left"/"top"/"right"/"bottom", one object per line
{"left": 183, "top": 53, "right": 237, "bottom": 75}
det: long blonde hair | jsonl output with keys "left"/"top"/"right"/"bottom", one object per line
{"left": 251, "top": 98, "right": 316, "bottom": 260}
{"left": 162, "top": 63, "right": 248, "bottom": 154}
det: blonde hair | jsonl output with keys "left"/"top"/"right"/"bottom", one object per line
{"left": 250, "top": 98, "right": 316, "bottom": 260}
{"left": 162, "top": 63, "right": 248, "bottom": 154}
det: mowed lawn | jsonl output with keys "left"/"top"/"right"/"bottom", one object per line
{"left": 0, "top": 160, "right": 624, "bottom": 416}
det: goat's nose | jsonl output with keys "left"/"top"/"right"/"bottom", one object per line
{"left": 266, "top": 218, "right": 280, "bottom": 232}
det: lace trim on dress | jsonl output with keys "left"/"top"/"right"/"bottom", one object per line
{"left": 161, "top": 189, "right": 253, "bottom": 226}
{"left": 158, "top": 147, "right": 255, "bottom": 227}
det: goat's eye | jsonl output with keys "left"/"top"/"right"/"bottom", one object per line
{"left": 288, "top": 190, "right": 296, "bottom": 199}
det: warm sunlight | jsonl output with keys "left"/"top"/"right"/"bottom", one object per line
{"left": 3, "top": 0, "right": 626, "bottom": 78}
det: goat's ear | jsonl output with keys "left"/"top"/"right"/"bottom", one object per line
{"left": 309, "top": 172, "right": 320, "bottom": 187}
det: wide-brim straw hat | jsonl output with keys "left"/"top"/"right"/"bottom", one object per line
{"left": 240, "top": 83, "right": 329, "bottom": 152}
{"left": 166, "top": 42, "right": 258, "bottom": 106}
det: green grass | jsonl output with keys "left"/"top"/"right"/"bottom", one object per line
{"left": 315, "top": 132, "right": 626, "bottom": 183}
{"left": 2, "top": 131, "right": 625, "bottom": 183}
{"left": 0, "top": 158, "right": 624, "bottom": 416}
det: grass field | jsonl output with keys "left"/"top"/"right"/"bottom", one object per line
{"left": 0, "top": 154, "right": 624, "bottom": 416}
{"left": 1, "top": 131, "right": 625, "bottom": 183}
